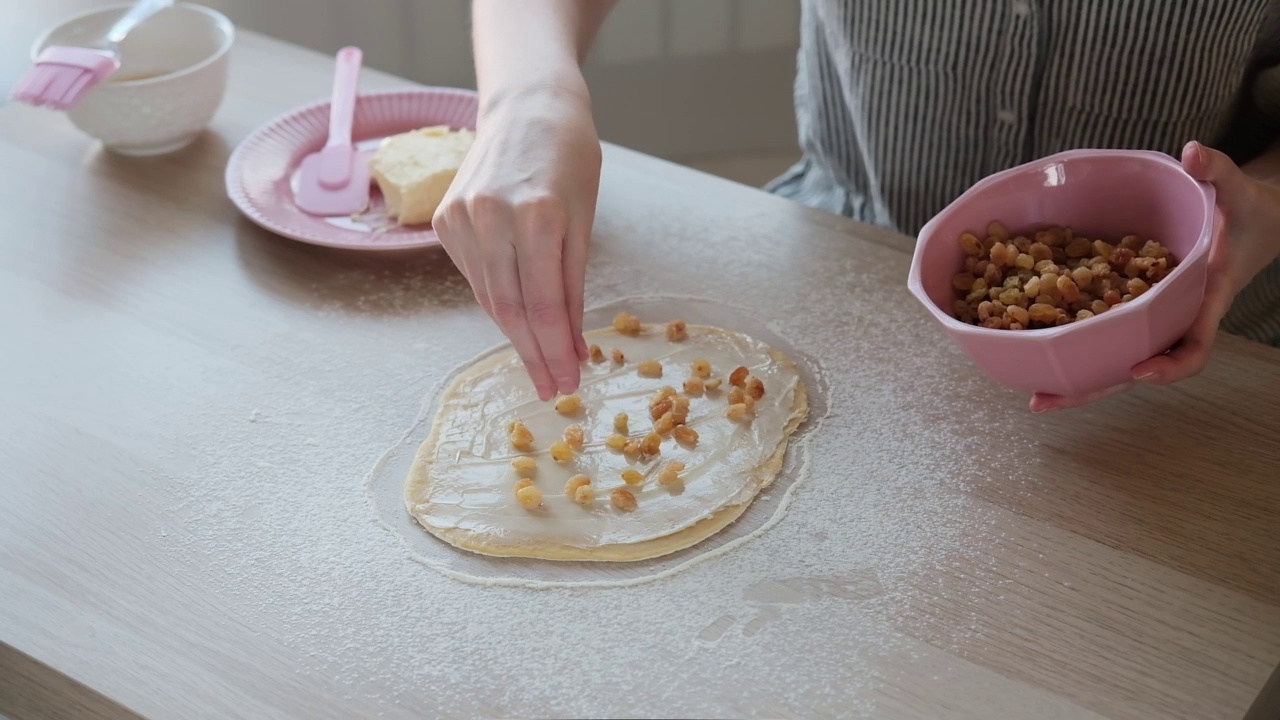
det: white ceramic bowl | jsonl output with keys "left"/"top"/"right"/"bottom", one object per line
{"left": 32, "top": 3, "right": 234, "bottom": 156}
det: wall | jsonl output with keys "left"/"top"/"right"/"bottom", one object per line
{"left": 5, "top": 0, "right": 803, "bottom": 178}
{"left": 202, "top": 0, "right": 801, "bottom": 159}
{"left": 587, "top": 0, "right": 801, "bottom": 158}
{"left": 8, "top": 0, "right": 800, "bottom": 160}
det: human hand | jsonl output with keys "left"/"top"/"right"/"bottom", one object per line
{"left": 1030, "top": 141, "right": 1280, "bottom": 412}
{"left": 434, "top": 88, "right": 602, "bottom": 400}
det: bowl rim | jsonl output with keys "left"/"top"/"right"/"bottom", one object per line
{"left": 30, "top": 2, "right": 235, "bottom": 88}
{"left": 907, "top": 148, "right": 1216, "bottom": 339}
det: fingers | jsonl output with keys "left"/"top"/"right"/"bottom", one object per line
{"left": 433, "top": 204, "right": 493, "bottom": 318}
{"left": 1030, "top": 382, "right": 1134, "bottom": 413}
{"left": 1182, "top": 141, "right": 1249, "bottom": 214}
{"left": 464, "top": 197, "right": 560, "bottom": 401}
{"left": 568, "top": 146, "right": 602, "bottom": 362}
{"left": 1130, "top": 285, "right": 1229, "bottom": 385}
{"left": 563, "top": 215, "right": 590, "bottom": 362}
{"left": 1129, "top": 340, "right": 1211, "bottom": 386}
{"left": 514, "top": 199, "right": 581, "bottom": 395}
{"left": 1112, "top": 141, "right": 1243, "bottom": 389}
{"left": 439, "top": 191, "right": 588, "bottom": 399}
{"left": 482, "top": 244, "right": 559, "bottom": 401}
{"left": 1033, "top": 280, "right": 1228, "bottom": 409}
{"left": 1128, "top": 202, "right": 1233, "bottom": 385}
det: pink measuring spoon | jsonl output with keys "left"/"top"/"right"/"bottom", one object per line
{"left": 294, "top": 46, "right": 370, "bottom": 216}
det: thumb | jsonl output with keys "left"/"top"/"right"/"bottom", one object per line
{"left": 1182, "top": 141, "right": 1247, "bottom": 211}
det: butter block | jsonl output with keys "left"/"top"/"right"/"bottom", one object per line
{"left": 369, "top": 125, "right": 475, "bottom": 226}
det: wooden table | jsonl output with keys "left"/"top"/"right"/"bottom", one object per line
{"left": 3, "top": 28, "right": 1280, "bottom": 720}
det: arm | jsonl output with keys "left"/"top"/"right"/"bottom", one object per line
{"left": 473, "top": 0, "right": 616, "bottom": 114}
{"left": 434, "top": 1, "right": 617, "bottom": 401}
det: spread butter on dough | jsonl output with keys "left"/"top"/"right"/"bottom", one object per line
{"left": 404, "top": 321, "right": 809, "bottom": 561}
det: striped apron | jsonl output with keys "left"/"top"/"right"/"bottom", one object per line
{"left": 769, "top": 0, "right": 1280, "bottom": 345}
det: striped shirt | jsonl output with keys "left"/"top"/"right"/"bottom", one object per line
{"left": 768, "top": 0, "right": 1280, "bottom": 346}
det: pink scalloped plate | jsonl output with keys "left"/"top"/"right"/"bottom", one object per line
{"left": 225, "top": 87, "right": 478, "bottom": 251}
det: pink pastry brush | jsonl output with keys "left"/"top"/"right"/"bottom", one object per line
{"left": 11, "top": 0, "right": 173, "bottom": 110}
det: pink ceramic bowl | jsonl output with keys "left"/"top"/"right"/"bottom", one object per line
{"left": 908, "top": 149, "right": 1215, "bottom": 396}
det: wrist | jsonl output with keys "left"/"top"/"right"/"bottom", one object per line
{"left": 478, "top": 72, "right": 591, "bottom": 123}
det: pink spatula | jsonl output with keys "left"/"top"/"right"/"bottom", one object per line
{"left": 294, "top": 47, "right": 370, "bottom": 216}
{"left": 11, "top": 0, "right": 173, "bottom": 110}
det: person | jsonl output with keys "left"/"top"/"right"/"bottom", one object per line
{"left": 433, "top": 0, "right": 1280, "bottom": 411}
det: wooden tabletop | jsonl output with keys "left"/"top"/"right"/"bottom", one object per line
{"left": 3, "top": 28, "right": 1280, "bottom": 720}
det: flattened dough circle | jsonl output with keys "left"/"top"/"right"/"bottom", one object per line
{"left": 405, "top": 323, "right": 809, "bottom": 562}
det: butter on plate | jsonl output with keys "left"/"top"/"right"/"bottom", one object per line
{"left": 369, "top": 125, "right": 475, "bottom": 226}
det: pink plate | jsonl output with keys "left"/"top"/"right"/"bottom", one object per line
{"left": 225, "top": 87, "right": 478, "bottom": 251}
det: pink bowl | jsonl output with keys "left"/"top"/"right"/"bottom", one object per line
{"left": 907, "top": 149, "right": 1215, "bottom": 396}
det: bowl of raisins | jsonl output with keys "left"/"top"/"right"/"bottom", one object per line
{"left": 908, "top": 149, "right": 1214, "bottom": 396}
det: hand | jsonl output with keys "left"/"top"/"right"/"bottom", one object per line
{"left": 434, "top": 88, "right": 602, "bottom": 401}
{"left": 1031, "top": 140, "right": 1280, "bottom": 412}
